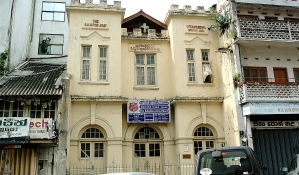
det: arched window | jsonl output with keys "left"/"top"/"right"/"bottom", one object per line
{"left": 194, "top": 127, "right": 215, "bottom": 155}
{"left": 80, "top": 128, "right": 105, "bottom": 158}
{"left": 134, "top": 127, "right": 161, "bottom": 158}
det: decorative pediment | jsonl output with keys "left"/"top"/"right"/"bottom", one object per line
{"left": 184, "top": 36, "right": 211, "bottom": 45}
{"left": 80, "top": 31, "right": 110, "bottom": 41}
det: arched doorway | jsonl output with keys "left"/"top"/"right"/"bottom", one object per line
{"left": 133, "top": 126, "right": 162, "bottom": 173}
{"left": 193, "top": 126, "right": 216, "bottom": 155}
{"left": 79, "top": 127, "right": 106, "bottom": 173}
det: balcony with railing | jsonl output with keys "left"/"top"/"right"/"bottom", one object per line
{"left": 238, "top": 77, "right": 299, "bottom": 104}
{"left": 121, "top": 28, "right": 170, "bottom": 40}
{"left": 237, "top": 18, "right": 299, "bottom": 41}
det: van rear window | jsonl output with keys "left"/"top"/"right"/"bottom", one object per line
{"left": 199, "top": 150, "right": 252, "bottom": 175}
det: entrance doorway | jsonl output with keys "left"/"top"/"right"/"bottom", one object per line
{"left": 78, "top": 127, "right": 106, "bottom": 174}
{"left": 133, "top": 127, "right": 162, "bottom": 174}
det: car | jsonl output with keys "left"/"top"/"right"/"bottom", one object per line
{"left": 194, "top": 146, "right": 267, "bottom": 175}
{"left": 281, "top": 154, "right": 299, "bottom": 175}
{"left": 101, "top": 172, "right": 155, "bottom": 175}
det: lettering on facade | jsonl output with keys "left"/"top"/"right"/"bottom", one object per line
{"left": 129, "top": 44, "right": 161, "bottom": 52}
{"left": 184, "top": 24, "right": 208, "bottom": 34}
{"left": 251, "top": 121, "right": 299, "bottom": 128}
{"left": 0, "top": 117, "right": 30, "bottom": 138}
{"left": 243, "top": 102, "right": 299, "bottom": 115}
{"left": 84, "top": 20, "right": 107, "bottom": 28}
{"left": 186, "top": 25, "right": 206, "bottom": 32}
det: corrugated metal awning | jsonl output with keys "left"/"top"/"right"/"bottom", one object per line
{"left": 0, "top": 62, "right": 65, "bottom": 97}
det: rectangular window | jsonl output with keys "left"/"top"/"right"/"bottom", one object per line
{"left": 94, "top": 143, "right": 104, "bottom": 157}
{"left": 30, "top": 102, "right": 42, "bottom": 118}
{"left": 99, "top": 47, "right": 107, "bottom": 81}
{"left": 202, "top": 51, "right": 209, "bottom": 61}
{"left": 81, "top": 143, "right": 91, "bottom": 158}
{"left": 294, "top": 68, "right": 299, "bottom": 82}
{"left": 194, "top": 140, "right": 215, "bottom": 154}
{"left": 187, "top": 50, "right": 196, "bottom": 82}
{"left": 12, "top": 101, "right": 24, "bottom": 117}
{"left": 202, "top": 50, "right": 212, "bottom": 83}
{"left": 38, "top": 34, "right": 63, "bottom": 55}
{"left": 135, "top": 54, "right": 156, "bottom": 86}
{"left": 82, "top": 46, "right": 91, "bottom": 81}
{"left": 149, "top": 143, "right": 160, "bottom": 157}
{"left": 243, "top": 67, "right": 268, "bottom": 82}
{"left": 0, "top": 100, "right": 10, "bottom": 117}
{"left": 42, "top": 2, "right": 65, "bottom": 21}
{"left": 44, "top": 101, "right": 56, "bottom": 119}
{"left": 134, "top": 144, "right": 146, "bottom": 157}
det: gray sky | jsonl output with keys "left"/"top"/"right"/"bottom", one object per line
{"left": 119, "top": 0, "right": 219, "bottom": 22}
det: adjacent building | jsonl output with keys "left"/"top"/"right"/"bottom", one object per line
{"left": 219, "top": 0, "right": 299, "bottom": 174}
{"left": 0, "top": 0, "right": 70, "bottom": 175}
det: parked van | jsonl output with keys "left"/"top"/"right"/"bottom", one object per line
{"left": 194, "top": 146, "right": 267, "bottom": 175}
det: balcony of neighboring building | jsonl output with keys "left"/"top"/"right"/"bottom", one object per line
{"left": 233, "top": 2, "right": 299, "bottom": 43}
{"left": 236, "top": 17, "right": 299, "bottom": 42}
{"left": 237, "top": 68, "right": 299, "bottom": 104}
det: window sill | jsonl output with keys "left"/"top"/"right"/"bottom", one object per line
{"left": 133, "top": 86, "right": 159, "bottom": 90}
{"left": 78, "top": 81, "right": 110, "bottom": 85}
{"left": 187, "top": 83, "right": 214, "bottom": 87}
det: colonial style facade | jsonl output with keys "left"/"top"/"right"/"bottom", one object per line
{"left": 66, "top": 0, "right": 227, "bottom": 174}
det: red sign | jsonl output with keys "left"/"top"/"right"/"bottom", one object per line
{"left": 129, "top": 102, "right": 138, "bottom": 112}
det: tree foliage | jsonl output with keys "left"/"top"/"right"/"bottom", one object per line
{"left": 208, "top": 10, "right": 231, "bottom": 36}
{"left": 0, "top": 50, "right": 8, "bottom": 75}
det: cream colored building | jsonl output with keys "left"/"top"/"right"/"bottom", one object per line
{"left": 66, "top": 0, "right": 233, "bottom": 174}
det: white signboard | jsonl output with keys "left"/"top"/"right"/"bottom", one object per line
{"left": 127, "top": 100, "right": 170, "bottom": 123}
{"left": 0, "top": 117, "right": 30, "bottom": 138}
{"left": 251, "top": 121, "right": 299, "bottom": 129}
{"left": 243, "top": 102, "right": 299, "bottom": 115}
{"left": 29, "top": 118, "right": 54, "bottom": 139}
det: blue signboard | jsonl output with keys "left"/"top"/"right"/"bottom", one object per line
{"left": 127, "top": 100, "right": 171, "bottom": 123}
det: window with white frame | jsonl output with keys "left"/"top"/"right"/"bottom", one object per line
{"left": 80, "top": 128, "right": 105, "bottom": 158}
{"left": 99, "top": 47, "right": 107, "bottom": 81}
{"left": 82, "top": 46, "right": 91, "bottom": 81}
{"left": 202, "top": 50, "right": 213, "bottom": 83}
{"left": 38, "top": 34, "right": 64, "bottom": 55}
{"left": 42, "top": 2, "right": 65, "bottom": 21}
{"left": 135, "top": 54, "right": 156, "bottom": 86}
{"left": 187, "top": 50, "right": 196, "bottom": 82}
{"left": 194, "top": 126, "right": 215, "bottom": 154}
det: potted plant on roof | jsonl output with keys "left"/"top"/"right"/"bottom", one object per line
{"left": 233, "top": 73, "right": 241, "bottom": 88}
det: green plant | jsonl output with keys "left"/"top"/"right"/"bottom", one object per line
{"left": 232, "top": 32, "right": 237, "bottom": 39}
{"left": 208, "top": 10, "right": 231, "bottom": 36}
{"left": 0, "top": 50, "right": 9, "bottom": 75}
{"left": 233, "top": 73, "right": 241, "bottom": 83}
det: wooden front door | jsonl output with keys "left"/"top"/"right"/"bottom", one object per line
{"left": 274, "top": 68, "right": 288, "bottom": 83}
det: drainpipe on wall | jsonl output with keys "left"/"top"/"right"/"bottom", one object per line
{"left": 7, "top": 0, "right": 15, "bottom": 71}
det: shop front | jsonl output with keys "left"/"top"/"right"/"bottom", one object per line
{"left": 243, "top": 102, "right": 299, "bottom": 175}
